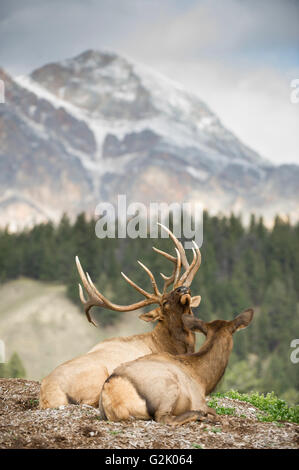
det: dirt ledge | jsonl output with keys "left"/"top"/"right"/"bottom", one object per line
{"left": 0, "top": 379, "right": 298, "bottom": 449}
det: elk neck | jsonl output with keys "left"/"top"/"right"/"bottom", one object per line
{"left": 189, "top": 329, "right": 233, "bottom": 395}
{"left": 151, "top": 319, "right": 195, "bottom": 354}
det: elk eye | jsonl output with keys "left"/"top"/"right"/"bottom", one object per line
{"left": 162, "top": 301, "right": 168, "bottom": 307}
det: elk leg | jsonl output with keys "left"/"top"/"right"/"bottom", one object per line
{"left": 155, "top": 410, "right": 207, "bottom": 426}
{"left": 195, "top": 399, "right": 218, "bottom": 421}
{"left": 203, "top": 405, "right": 218, "bottom": 422}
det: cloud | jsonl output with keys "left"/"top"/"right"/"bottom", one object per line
{"left": 0, "top": 0, "right": 182, "bottom": 73}
{"left": 3, "top": 0, "right": 297, "bottom": 72}
{"left": 124, "top": 0, "right": 299, "bottom": 63}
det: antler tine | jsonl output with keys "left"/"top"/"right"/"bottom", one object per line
{"left": 76, "top": 256, "right": 96, "bottom": 300}
{"left": 137, "top": 260, "right": 161, "bottom": 296}
{"left": 173, "top": 248, "right": 182, "bottom": 286}
{"left": 153, "top": 225, "right": 187, "bottom": 293}
{"left": 121, "top": 271, "right": 154, "bottom": 299}
{"left": 184, "top": 240, "right": 202, "bottom": 287}
{"left": 158, "top": 223, "right": 189, "bottom": 271}
{"left": 86, "top": 271, "right": 105, "bottom": 298}
{"left": 158, "top": 249, "right": 181, "bottom": 294}
{"left": 156, "top": 224, "right": 202, "bottom": 289}
{"left": 177, "top": 247, "right": 197, "bottom": 286}
{"left": 153, "top": 245, "right": 182, "bottom": 294}
{"left": 153, "top": 246, "right": 177, "bottom": 294}
{"left": 76, "top": 257, "right": 104, "bottom": 325}
{"left": 78, "top": 283, "right": 99, "bottom": 326}
{"left": 152, "top": 246, "right": 177, "bottom": 263}
{"left": 160, "top": 269, "right": 174, "bottom": 294}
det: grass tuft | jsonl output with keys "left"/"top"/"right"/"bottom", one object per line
{"left": 208, "top": 397, "right": 235, "bottom": 415}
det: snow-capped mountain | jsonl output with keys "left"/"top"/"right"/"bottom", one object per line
{"left": 0, "top": 50, "right": 298, "bottom": 229}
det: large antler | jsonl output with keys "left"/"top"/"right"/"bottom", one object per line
{"left": 76, "top": 224, "right": 201, "bottom": 325}
{"left": 76, "top": 256, "right": 162, "bottom": 326}
{"left": 153, "top": 223, "right": 201, "bottom": 291}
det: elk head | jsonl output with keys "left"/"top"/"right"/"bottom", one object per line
{"left": 76, "top": 224, "right": 202, "bottom": 335}
{"left": 181, "top": 309, "right": 254, "bottom": 393}
{"left": 182, "top": 309, "right": 254, "bottom": 339}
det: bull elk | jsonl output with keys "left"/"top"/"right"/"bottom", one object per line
{"left": 99, "top": 308, "right": 254, "bottom": 425}
{"left": 39, "top": 225, "right": 202, "bottom": 409}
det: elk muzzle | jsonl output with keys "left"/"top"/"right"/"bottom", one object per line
{"left": 176, "top": 286, "right": 191, "bottom": 306}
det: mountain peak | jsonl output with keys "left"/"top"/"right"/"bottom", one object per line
{"left": 30, "top": 48, "right": 157, "bottom": 120}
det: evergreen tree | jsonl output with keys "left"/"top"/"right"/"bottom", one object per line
{"left": 0, "top": 352, "right": 26, "bottom": 378}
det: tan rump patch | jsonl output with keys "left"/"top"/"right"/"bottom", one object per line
{"left": 101, "top": 376, "right": 150, "bottom": 421}
{"left": 39, "top": 379, "right": 68, "bottom": 409}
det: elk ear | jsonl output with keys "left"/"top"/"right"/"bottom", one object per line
{"left": 190, "top": 296, "right": 201, "bottom": 307}
{"left": 139, "top": 307, "right": 162, "bottom": 323}
{"left": 182, "top": 314, "right": 208, "bottom": 335}
{"left": 232, "top": 308, "right": 254, "bottom": 333}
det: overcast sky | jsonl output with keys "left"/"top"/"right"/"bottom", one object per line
{"left": 0, "top": 0, "right": 298, "bottom": 165}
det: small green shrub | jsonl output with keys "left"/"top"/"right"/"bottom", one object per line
{"left": 212, "top": 390, "right": 299, "bottom": 423}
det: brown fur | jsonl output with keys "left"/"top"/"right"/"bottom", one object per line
{"left": 100, "top": 309, "right": 254, "bottom": 425}
{"left": 39, "top": 287, "right": 196, "bottom": 409}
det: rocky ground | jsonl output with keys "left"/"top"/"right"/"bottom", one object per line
{"left": 0, "top": 379, "right": 298, "bottom": 449}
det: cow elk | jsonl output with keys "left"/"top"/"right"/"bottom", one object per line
{"left": 99, "top": 308, "right": 254, "bottom": 425}
{"left": 39, "top": 224, "right": 202, "bottom": 409}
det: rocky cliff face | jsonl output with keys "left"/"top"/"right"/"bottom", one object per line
{"left": 0, "top": 50, "right": 298, "bottom": 229}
